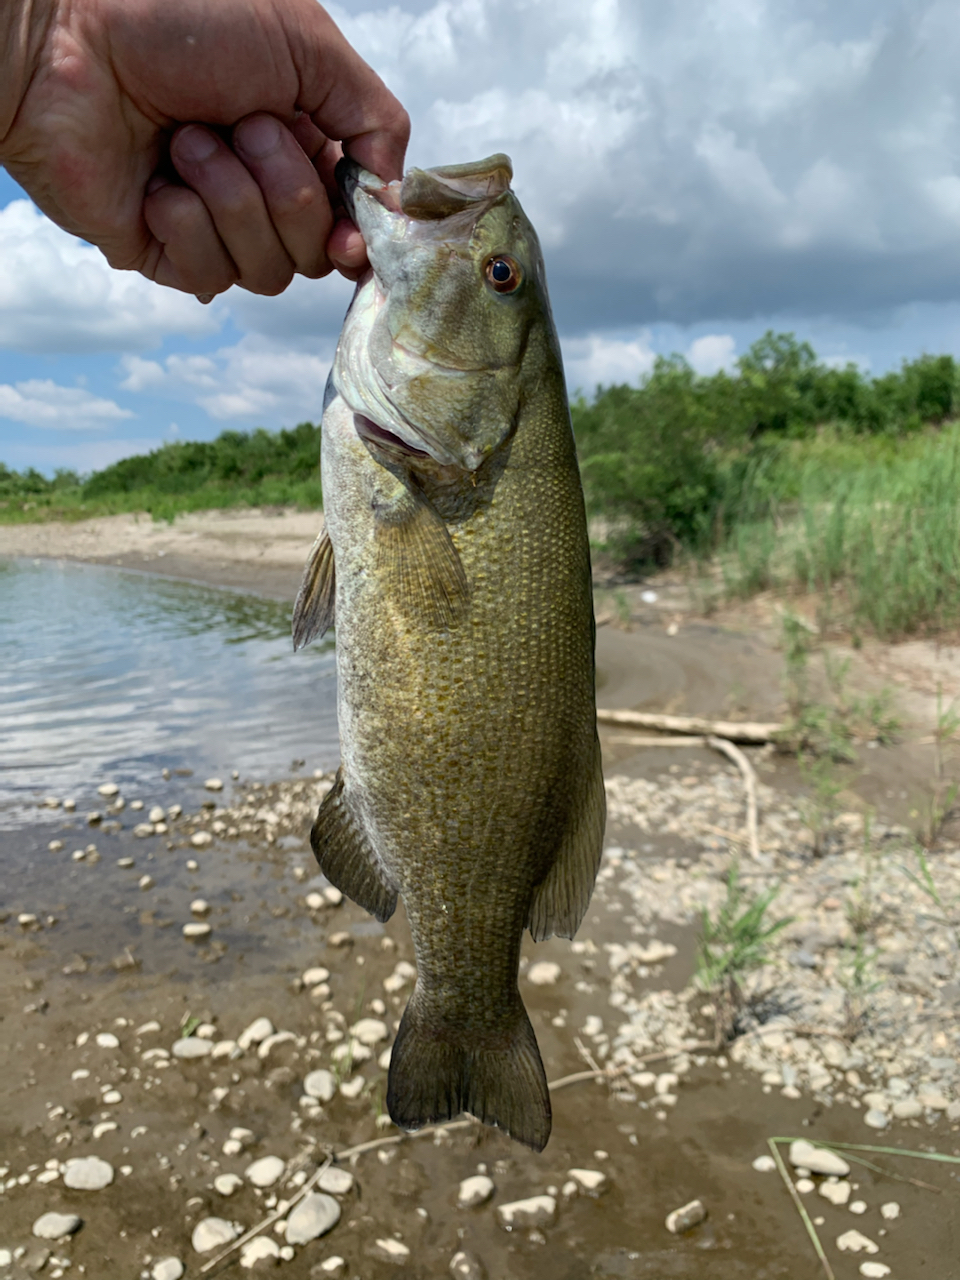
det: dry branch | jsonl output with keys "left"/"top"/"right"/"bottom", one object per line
{"left": 597, "top": 708, "right": 783, "bottom": 744}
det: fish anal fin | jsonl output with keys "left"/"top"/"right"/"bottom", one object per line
{"left": 373, "top": 492, "right": 468, "bottom": 630}
{"left": 386, "top": 986, "right": 551, "bottom": 1152}
{"left": 292, "top": 526, "right": 335, "bottom": 651}
{"left": 528, "top": 736, "right": 606, "bottom": 942}
{"left": 310, "top": 770, "right": 397, "bottom": 923}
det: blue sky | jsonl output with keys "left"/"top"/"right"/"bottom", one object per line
{"left": 6, "top": 0, "right": 960, "bottom": 475}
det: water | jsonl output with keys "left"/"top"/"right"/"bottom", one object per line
{"left": 0, "top": 558, "right": 339, "bottom": 829}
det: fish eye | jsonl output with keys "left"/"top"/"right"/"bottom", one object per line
{"left": 484, "top": 255, "right": 522, "bottom": 294}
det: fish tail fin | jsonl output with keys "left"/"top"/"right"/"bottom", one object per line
{"left": 386, "top": 986, "right": 551, "bottom": 1152}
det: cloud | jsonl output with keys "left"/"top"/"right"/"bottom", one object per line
{"left": 0, "top": 200, "right": 222, "bottom": 354}
{"left": 331, "top": 0, "right": 960, "bottom": 331}
{"left": 687, "top": 334, "right": 738, "bottom": 375}
{"left": 119, "top": 335, "right": 333, "bottom": 424}
{"left": 0, "top": 379, "right": 133, "bottom": 429}
{"left": 561, "top": 332, "right": 656, "bottom": 395}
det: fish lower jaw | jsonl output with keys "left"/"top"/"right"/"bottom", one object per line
{"left": 353, "top": 413, "right": 432, "bottom": 460}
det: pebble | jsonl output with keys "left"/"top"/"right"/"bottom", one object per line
{"left": 339, "top": 1075, "right": 365, "bottom": 1099}
{"left": 186, "top": 859, "right": 199, "bottom": 871}
{"left": 837, "top": 1229, "right": 879, "bottom": 1254}
{"left": 284, "top": 1192, "right": 341, "bottom": 1243}
{"left": 192, "top": 1218, "right": 240, "bottom": 1254}
{"left": 135, "top": 826, "right": 155, "bottom": 840}
{"left": 316, "top": 1259, "right": 345, "bottom": 1274}
{"left": 95, "top": 1032, "right": 120, "bottom": 1049}
{"left": 190, "top": 899, "right": 211, "bottom": 915}
{"left": 880, "top": 1202, "right": 900, "bottom": 1220}
{"left": 864, "top": 1109, "right": 889, "bottom": 1130}
{"left": 568, "top": 1168, "right": 607, "bottom": 1196}
{"left": 497, "top": 1195, "right": 556, "bottom": 1230}
{"left": 239, "top": 1236, "right": 280, "bottom": 1267}
{"left": 117, "top": 857, "right": 135, "bottom": 868}
{"left": 752, "top": 1155, "right": 777, "bottom": 1173}
{"left": 62, "top": 1156, "right": 114, "bottom": 1191}
{"left": 788, "top": 1141, "right": 850, "bottom": 1177}
{"left": 215, "top": 1174, "right": 244, "bottom": 1196}
{"left": 152, "top": 1259, "right": 185, "bottom": 1280}
{"left": 205, "top": 777, "right": 224, "bottom": 791}
{"left": 818, "top": 1179, "right": 851, "bottom": 1206}
{"left": 183, "top": 922, "right": 212, "bottom": 939}
{"left": 238, "top": 1017, "right": 275, "bottom": 1050}
{"left": 302, "top": 967, "right": 330, "bottom": 987}
{"left": 849, "top": 1200, "right": 868, "bottom": 1215}
{"left": 526, "top": 961, "right": 561, "bottom": 985}
{"left": 449, "top": 1250, "right": 486, "bottom": 1280}
{"left": 245, "top": 1156, "right": 285, "bottom": 1188}
{"left": 317, "top": 1166, "right": 354, "bottom": 1195}
{"left": 32, "top": 1213, "right": 82, "bottom": 1240}
{"left": 892, "top": 1097, "right": 922, "bottom": 1119}
{"left": 103, "top": 1089, "right": 122, "bottom": 1104}
{"left": 457, "top": 1175, "right": 495, "bottom": 1208}
{"left": 795, "top": 1179, "right": 815, "bottom": 1194}
{"left": 97, "top": 783, "right": 119, "bottom": 797}
{"left": 303, "top": 1069, "right": 336, "bottom": 1102}
{"left": 172, "top": 1037, "right": 213, "bottom": 1059}
{"left": 258, "top": 1031, "right": 296, "bottom": 1059}
{"left": 191, "top": 831, "right": 213, "bottom": 848}
{"left": 665, "top": 1199, "right": 707, "bottom": 1234}
{"left": 370, "top": 1238, "right": 410, "bottom": 1264}
{"left": 149, "top": 806, "right": 166, "bottom": 823}
{"left": 859, "top": 1265, "right": 891, "bottom": 1278}
{"left": 305, "top": 892, "right": 325, "bottom": 910}
{"left": 349, "top": 1018, "right": 388, "bottom": 1046}
{"left": 138, "top": 874, "right": 154, "bottom": 889}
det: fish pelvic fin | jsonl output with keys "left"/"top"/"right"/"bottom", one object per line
{"left": 386, "top": 986, "right": 551, "bottom": 1152}
{"left": 372, "top": 485, "right": 468, "bottom": 631}
{"left": 292, "top": 526, "right": 335, "bottom": 651}
{"left": 528, "top": 733, "right": 606, "bottom": 941}
{"left": 310, "top": 770, "right": 398, "bottom": 923}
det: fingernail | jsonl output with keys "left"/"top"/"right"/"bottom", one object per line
{"left": 177, "top": 125, "right": 218, "bottom": 164}
{"left": 236, "top": 115, "right": 282, "bottom": 159}
{"left": 196, "top": 293, "right": 215, "bottom": 305}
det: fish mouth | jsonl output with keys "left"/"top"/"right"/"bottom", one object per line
{"left": 354, "top": 414, "right": 431, "bottom": 460}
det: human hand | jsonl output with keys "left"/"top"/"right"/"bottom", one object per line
{"left": 0, "top": 0, "right": 408, "bottom": 298}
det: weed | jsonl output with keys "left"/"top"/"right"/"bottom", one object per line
{"left": 915, "top": 685, "right": 960, "bottom": 848}
{"left": 696, "top": 861, "right": 792, "bottom": 1042}
{"left": 902, "top": 845, "right": 960, "bottom": 955}
{"left": 798, "top": 755, "right": 846, "bottom": 855}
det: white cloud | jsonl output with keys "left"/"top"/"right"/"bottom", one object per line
{"left": 0, "top": 379, "right": 133, "bottom": 429}
{"left": 119, "top": 335, "right": 333, "bottom": 424}
{"left": 687, "top": 334, "right": 737, "bottom": 374}
{"left": 561, "top": 332, "right": 657, "bottom": 394}
{"left": 0, "top": 200, "right": 223, "bottom": 354}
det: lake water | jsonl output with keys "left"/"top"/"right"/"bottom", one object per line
{"left": 0, "top": 558, "right": 340, "bottom": 830}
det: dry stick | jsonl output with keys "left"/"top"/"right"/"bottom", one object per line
{"left": 767, "top": 1137, "right": 836, "bottom": 1280}
{"left": 706, "top": 735, "right": 761, "bottom": 861}
{"left": 597, "top": 708, "right": 783, "bottom": 744}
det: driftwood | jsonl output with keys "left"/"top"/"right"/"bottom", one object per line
{"left": 596, "top": 708, "right": 783, "bottom": 744}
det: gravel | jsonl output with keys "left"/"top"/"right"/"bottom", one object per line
{"left": 151, "top": 1259, "right": 185, "bottom": 1280}
{"left": 284, "top": 1192, "right": 341, "bottom": 1243}
{"left": 497, "top": 1195, "right": 556, "bottom": 1230}
{"left": 244, "top": 1155, "right": 285, "bottom": 1188}
{"left": 457, "top": 1175, "right": 495, "bottom": 1208}
{"left": 62, "top": 1156, "right": 114, "bottom": 1191}
{"left": 192, "top": 1218, "right": 240, "bottom": 1254}
{"left": 32, "top": 1213, "right": 82, "bottom": 1239}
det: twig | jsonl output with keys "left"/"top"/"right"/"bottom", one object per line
{"left": 707, "top": 735, "right": 761, "bottom": 860}
{"left": 597, "top": 708, "right": 783, "bottom": 744}
{"left": 604, "top": 733, "right": 713, "bottom": 747}
{"left": 768, "top": 1138, "right": 836, "bottom": 1280}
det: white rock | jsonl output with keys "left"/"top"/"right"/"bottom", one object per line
{"left": 349, "top": 1018, "right": 388, "bottom": 1046}
{"left": 183, "top": 922, "right": 212, "bottom": 939}
{"left": 302, "top": 967, "right": 330, "bottom": 987}
{"left": 62, "top": 1156, "right": 114, "bottom": 1190}
{"left": 213, "top": 1040, "right": 238, "bottom": 1059}
{"left": 138, "top": 872, "right": 154, "bottom": 887}
{"left": 191, "top": 831, "right": 213, "bottom": 848}
{"left": 818, "top": 1179, "right": 851, "bottom": 1206}
{"left": 859, "top": 1264, "right": 891, "bottom": 1278}
{"left": 880, "top": 1202, "right": 900, "bottom": 1220}
{"left": 135, "top": 827, "right": 156, "bottom": 841}
{"left": 317, "top": 1259, "right": 345, "bottom": 1274}
{"left": 864, "top": 1109, "right": 889, "bottom": 1129}
{"left": 305, "top": 892, "right": 325, "bottom": 910}
{"left": 190, "top": 899, "right": 211, "bottom": 915}
{"left": 238, "top": 1017, "right": 275, "bottom": 1050}
{"left": 457, "top": 1174, "right": 495, "bottom": 1208}
{"left": 631, "top": 1071, "right": 657, "bottom": 1089}
{"left": 95, "top": 1032, "right": 120, "bottom": 1049}
{"left": 752, "top": 1155, "right": 777, "bottom": 1173}
{"left": 98, "top": 783, "right": 120, "bottom": 797}
{"left": 636, "top": 940, "right": 677, "bottom": 963}
{"left": 152, "top": 1259, "right": 185, "bottom": 1280}
{"left": 370, "top": 1239, "right": 410, "bottom": 1264}
{"left": 323, "top": 886, "right": 343, "bottom": 905}
{"left": 239, "top": 1236, "right": 280, "bottom": 1267}
{"left": 136, "top": 1021, "right": 162, "bottom": 1035}
{"left": 788, "top": 1141, "right": 850, "bottom": 1176}
{"left": 245, "top": 1156, "right": 286, "bottom": 1188}
{"left": 583, "top": 1015, "right": 603, "bottom": 1037}
{"left": 850, "top": 1200, "right": 867, "bottom": 1214}
{"left": 0, "top": 1252, "right": 9, "bottom": 1267}
{"left": 172, "top": 1037, "right": 213, "bottom": 1059}
{"left": 917, "top": 1086, "right": 950, "bottom": 1110}
{"left": 258, "top": 1031, "right": 296, "bottom": 1059}
{"left": 892, "top": 1097, "right": 922, "bottom": 1119}
{"left": 449, "top": 1251, "right": 485, "bottom": 1280}
{"left": 795, "top": 1179, "right": 815, "bottom": 1195}
{"left": 33, "top": 1212, "right": 82, "bottom": 1239}
{"left": 339, "top": 1075, "right": 365, "bottom": 1099}
{"left": 317, "top": 1166, "right": 354, "bottom": 1195}
{"left": 222, "top": 1139, "right": 243, "bottom": 1157}
{"left": 665, "top": 1199, "right": 707, "bottom": 1233}
{"left": 196, "top": 1022, "right": 217, "bottom": 1039}
{"left": 526, "top": 961, "right": 561, "bottom": 986}
{"left": 837, "top": 1229, "right": 879, "bottom": 1254}
{"left": 284, "top": 1192, "right": 341, "bottom": 1244}
{"left": 569, "top": 1168, "right": 608, "bottom": 1195}
{"left": 103, "top": 1089, "right": 122, "bottom": 1104}
{"left": 192, "top": 1218, "right": 240, "bottom": 1254}
{"left": 497, "top": 1195, "right": 556, "bottom": 1229}
{"left": 215, "top": 1174, "right": 244, "bottom": 1196}
{"left": 205, "top": 778, "right": 224, "bottom": 791}
{"left": 303, "top": 1069, "right": 336, "bottom": 1102}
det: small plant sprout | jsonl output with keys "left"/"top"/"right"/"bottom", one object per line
{"left": 915, "top": 685, "right": 960, "bottom": 848}
{"left": 695, "top": 860, "right": 792, "bottom": 1043}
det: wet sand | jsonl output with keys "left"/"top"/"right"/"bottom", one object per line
{"left": 2, "top": 512, "right": 959, "bottom": 1279}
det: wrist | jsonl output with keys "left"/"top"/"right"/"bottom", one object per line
{"left": 0, "top": 0, "right": 56, "bottom": 154}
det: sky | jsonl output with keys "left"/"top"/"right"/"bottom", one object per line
{"left": 6, "top": 0, "right": 960, "bottom": 474}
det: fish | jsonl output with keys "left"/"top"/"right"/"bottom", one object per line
{"left": 292, "top": 152, "right": 605, "bottom": 1152}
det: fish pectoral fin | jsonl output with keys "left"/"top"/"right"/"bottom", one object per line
{"left": 528, "top": 735, "right": 606, "bottom": 942}
{"left": 387, "top": 986, "right": 551, "bottom": 1152}
{"left": 292, "top": 526, "right": 335, "bottom": 651}
{"left": 310, "top": 770, "right": 398, "bottom": 923}
{"left": 372, "top": 484, "right": 468, "bottom": 630}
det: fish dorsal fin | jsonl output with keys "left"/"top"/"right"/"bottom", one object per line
{"left": 311, "top": 770, "right": 398, "bottom": 923}
{"left": 372, "top": 484, "right": 468, "bottom": 630}
{"left": 292, "top": 526, "right": 336, "bottom": 651}
{"left": 400, "top": 154, "right": 513, "bottom": 219}
{"left": 527, "top": 735, "right": 606, "bottom": 941}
